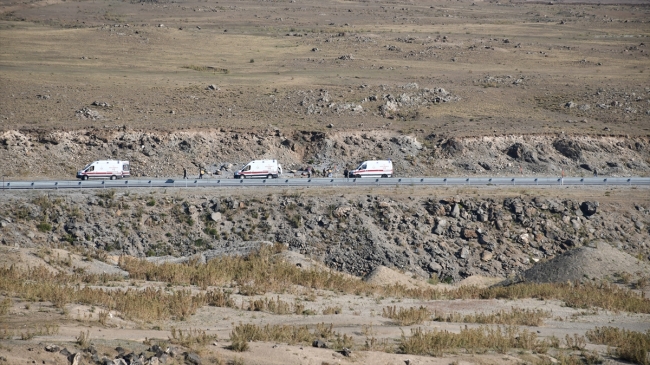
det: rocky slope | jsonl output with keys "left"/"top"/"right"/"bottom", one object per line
{"left": 1, "top": 129, "right": 649, "bottom": 180}
{"left": 1, "top": 188, "right": 648, "bottom": 282}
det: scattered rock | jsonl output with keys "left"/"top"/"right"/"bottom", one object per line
{"left": 184, "top": 352, "right": 201, "bottom": 365}
{"left": 45, "top": 344, "right": 60, "bottom": 352}
{"left": 580, "top": 201, "right": 599, "bottom": 216}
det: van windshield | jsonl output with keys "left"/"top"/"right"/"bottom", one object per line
{"left": 82, "top": 163, "right": 92, "bottom": 170}
{"left": 358, "top": 163, "right": 367, "bottom": 170}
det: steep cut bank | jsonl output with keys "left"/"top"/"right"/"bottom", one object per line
{"left": 1, "top": 188, "right": 648, "bottom": 282}
{"left": 1, "top": 129, "right": 649, "bottom": 180}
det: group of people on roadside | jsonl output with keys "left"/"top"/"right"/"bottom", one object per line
{"left": 300, "top": 165, "right": 345, "bottom": 178}
{"left": 183, "top": 167, "right": 206, "bottom": 179}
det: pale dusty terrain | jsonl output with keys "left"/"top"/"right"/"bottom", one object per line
{"left": 1, "top": 0, "right": 650, "bottom": 363}
{"left": 0, "top": 243, "right": 649, "bottom": 365}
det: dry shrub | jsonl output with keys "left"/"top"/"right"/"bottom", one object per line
{"left": 229, "top": 322, "right": 341, "bottom": 352}
{"left": 98, "top": 310, "right": 109, "bottom": 326}
{"left": 556, "top": 352, "right": 585, "bottom": 365}
{"left": 206, "top": 289, "right": 236, "bottom": 308}
{"left": 586, "top": 326, "right": 650, "bottom": 365}
{"left": 398, "top": 325, "right": 544, "bottom": 356}
{"left": 382, "top": 306, "right": 431, "bottom": 326}
{"left": 322, "top": 306, "right": 342, "bottom": 315}
{"left": 247, "top": 296, "right": 295, "bottom": 314}
{"left": 76, "top": 330, "right": 90, "bottom": 347}
{"left": 170, "top": 327, "right": 217, "bottom": 350}
{"left": 433, "top": 307, "right": 551, "bottom": 326}
{"left": 0, "top": 298, "right": 10, "bottom": 315}
{"left": 564, "top": 333, "right": 586, "bottom": 350}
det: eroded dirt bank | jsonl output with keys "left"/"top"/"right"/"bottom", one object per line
{"left": 1, "top": 129, "right": 649, "bottom": 180}
{"left": 2, "top": 186, "right": 649, "bottom": 282}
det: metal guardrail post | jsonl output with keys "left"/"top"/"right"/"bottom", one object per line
{"left": 55, "top": 182, "right": 58, "bottom": 190}
{"left": 466, "top": 178, "right": 469, "bottom": 186}
{"left": 444, "top": 178, "right": 447, "bottom": 186}
{"left": 511, "top": 178, "right": 515, "bottom": 186}
{"left": 628, "top": 178, "right": 631, "bottom": 186}
{"left": 604, "top": 178, "right": 607, "bottom": 186}
{"left": 535, "top": 178, "right": 538, "bottom": 186}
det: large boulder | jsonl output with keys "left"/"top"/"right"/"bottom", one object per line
{"left": 553, "top": 139, "right": 582, "bottom": 160}
{"left": 441, "top": 138, "right": 464, "bottom": 156}
{"left": 506, "top": 143, "right": 539, "bottom": 163}
{"left": 580, "top": 201, "right": 599, "bottom": 216}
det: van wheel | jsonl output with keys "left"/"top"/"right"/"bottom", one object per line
{"left": 82, "top": 175, "right": 88, "bottom": 181}
{"left": 110, "top": 175, "right": 116, "bottom": 180}
{"left": 242, "top": 175, "right": 246, "bottom": 179}
{"left": 381, "top": 174, "right": 388, "bottom": 178}
{"left": 267, "top": 174, "right": 273, "bottom": 179}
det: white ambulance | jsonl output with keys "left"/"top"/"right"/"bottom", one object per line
{"left": 348, "top": 160, "right": 393, "bottom": 178}
{"left": 77, "top": 160, "right": 130, "bottom": 180}
{"left": 234, "top": 160, "right": 282, "bottom": 179}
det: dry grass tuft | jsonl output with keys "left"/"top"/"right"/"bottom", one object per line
{"left": 229, "top": 322, "right": 340, "bottom": 352}
{"left": 398, "top": 325, "right": 547, "bottom": 356}
{"left": 0, "top": 298, "right": 10, "bottom": 316}
{"left": 247, "top": 296, "right": 301, "bottom": 315}
{"left": 76, "top": 330, "right": 90, "bottom": 348}
{"left": 382, "top": 306, "right": 431, "bottom": 326}
{"left": 586, "top": 326, "right": 650, "bottom": 365}
{"left": 170, "top": 327, "right": 218, "bottom": 350}
{"left": 433, "top": 307, "right": 551, "bottom": 326}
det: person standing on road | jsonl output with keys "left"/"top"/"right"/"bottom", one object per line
{"left": 593, "top": 169, "right": 598, "bottom": 177}
{"left": 344, "top": 167, "right": 349, "bottom": 179}
{"left": 183, "top": 167, "right": 187, "bottom": 179}
{"left": 199, "top": 167, "right": 204, "bottom": 179}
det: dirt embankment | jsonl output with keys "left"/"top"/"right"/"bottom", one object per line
{"left": 2, "top": 186, "right": 649, "bottom": 282}
{"left": 1, "top": 129, "right": 649, "bottom": 180}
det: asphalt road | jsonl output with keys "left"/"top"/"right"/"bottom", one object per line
{"left": 1, "top": 176, "right": 649, "bottom": 190}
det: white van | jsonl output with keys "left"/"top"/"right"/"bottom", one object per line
{"left": 348, "top": 160, "right": 393, "bottom": 178}
{"left": 77, "top": 160, "right": 130, "bottom": 180}
{"left": 234, "top": 160, "right": 282, "bottom": 179}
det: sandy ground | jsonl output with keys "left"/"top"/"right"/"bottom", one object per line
{"left": 0, "top": 0, "right": 648, "bottom": 137}
{"left": 1, "top": 242, "right": 649, "bottom": 364}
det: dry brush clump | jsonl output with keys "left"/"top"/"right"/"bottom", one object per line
{"left": 382, "top": 305, "right": 431, "bottom": 326}
{"left": 586, "top": 326, "right": 650, "bottom": 365}
{"left": 229, "top": 322, "right": 337, "bottom": 352}
{"left": 170, "top": 327, "right": 218, "bottom": 351}
{"left": 247, "top": 296, "right": 307, "bottom": 315}
{"left": 0, "top": 265, "right": 206, "bottom": 321}
{"left": 433, "top": 307, "right": 551, "bottom": 326}
{"left": 398, "top": 325, "right": 547, "bottom": 357}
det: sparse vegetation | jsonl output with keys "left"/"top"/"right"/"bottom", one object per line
{"left": 433, "top": 307, "right": 551, "bottom": 326}
{"left": 586, "top": 326, "right": 650, "bottom": 365}
{"left": 170, "top": 327, "right": 218, "bottom": 350}
{"left": 398, "top": 325, "right": 547, "bottom": 356}
{"left": 382, "top": 305, "right": 431, "bottom": 326}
